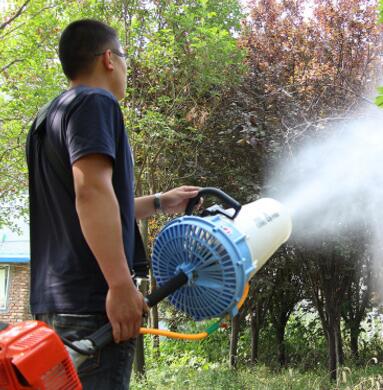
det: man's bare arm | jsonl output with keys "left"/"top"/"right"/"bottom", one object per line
{"left": 72, "top": 153, "right": 146, "bottom": 342}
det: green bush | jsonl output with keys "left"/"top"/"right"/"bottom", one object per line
{"left": 132, "top": 363, "right": 383, "bottom": 390}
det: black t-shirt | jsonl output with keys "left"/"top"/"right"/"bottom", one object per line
{"left": 27, "top": 86, "right": 135, "bottom": 314}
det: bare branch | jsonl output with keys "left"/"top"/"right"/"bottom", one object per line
{"left": 0, "top": 5, "right": 55, "bottom": 40}
{"left": 0, "top": 0, "right": 31, "bottom": 31}
{"left": 0, "top": 58, "right": 24, "bottom": 74}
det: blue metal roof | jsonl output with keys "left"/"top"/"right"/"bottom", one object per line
{"left": 0, "top": 221, "right": 30, "bottom": 263}
{"left": 0, "top": 257, "right": 30, "bottom": 263}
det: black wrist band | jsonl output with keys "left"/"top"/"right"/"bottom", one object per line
{"left": 154, "top": 192, "right": 162, "bottom": 212}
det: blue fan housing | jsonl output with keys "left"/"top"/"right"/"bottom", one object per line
{"left": 152, "top": 215, "right": 255, "bottom": 320}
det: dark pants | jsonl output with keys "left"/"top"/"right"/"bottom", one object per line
{"left": 35, "top": 313, "right": 136, "bottom": 390}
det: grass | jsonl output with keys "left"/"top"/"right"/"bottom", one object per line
{"left": 131, "top": 363, "right": 383, "bottom": 390}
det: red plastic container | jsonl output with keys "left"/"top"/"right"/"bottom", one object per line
{"left": 0, "top": 320, "right": 82, "bottom": 389}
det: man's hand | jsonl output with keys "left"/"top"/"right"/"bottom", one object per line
{"left": 106, "top": 281, "right": 149, "bottom": 343}
{"left": 160, "top": 186, "right": 200, "bottom": 214}
{"left": 135, "top": 185, "right": 200, "bottom": 219}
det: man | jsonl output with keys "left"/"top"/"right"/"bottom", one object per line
{"left": 26, "top": 19, "right": 199, "bottom": 389}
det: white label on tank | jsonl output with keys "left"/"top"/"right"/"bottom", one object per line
{"left": 255, "top": 212, "right": 280, "bottom": 228}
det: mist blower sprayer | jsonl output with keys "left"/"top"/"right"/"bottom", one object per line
{"left": 0, "top": 187, "right": 292, "bottom": 389}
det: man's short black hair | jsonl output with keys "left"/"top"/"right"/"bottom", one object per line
{"left": 59, "top": 19, "right": 118, "bottom": 80}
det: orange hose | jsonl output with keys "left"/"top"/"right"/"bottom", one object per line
{"left": 139, "top": 283, "right": 250, "bottom": 340}
{"left": 139, "top": 327, "right": 208, "bottom": 340}
{"left": 237, "top": 282, "right": 250, "bottom": 310}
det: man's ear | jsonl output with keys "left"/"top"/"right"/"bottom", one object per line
{"left": 101, "top": 49, "right": 114, "bottom": 71}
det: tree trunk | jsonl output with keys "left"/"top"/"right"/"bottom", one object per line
{"left": 134, "top": 334, "right": 146, "bottom": 378}
{"left": 149, "top": 271, "right": 160, "bottom": 356}
{"left": 229, "top": 315, "right": 240, "bottom": 368}
{"left": 276, "top": 324, "right": 286, "bottom": 367}
{"left": 350, "top": 326, "right": 360, "bottom": 361}
{"left": 327, "top": 327, "right": 337, "bottom": 381}
{"left": 326, "top": 311, "right": 343, "bottom": 381}
{"left": 139, "top": 219, "right": 149, "bottom": 248}
{"left": 250, "top": 313, "right": 260, "bottom": 363}
{"left": 134, "top": 278, "right": 149, "bottom": 376}
{"left": 336, "top": 321, "right": 344, "bottom": 366}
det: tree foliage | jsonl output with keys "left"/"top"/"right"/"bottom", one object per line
{"left": 120, "top": 0, "right": 245, "bottom": 196}
{"left": 1, "top": 0, "right": 383, "bottom": 382}
{"left": 213, "top": 0, "right": 383, "bottom": 378}
{"left": 375, "top": 0, "right": 383, "bottom": 106}
{"left": 0, "top": 0, "right": 245, "bottom": 226}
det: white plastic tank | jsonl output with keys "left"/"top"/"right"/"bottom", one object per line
{"left": 233, "top": 198, "right": 292, "bottom": 273}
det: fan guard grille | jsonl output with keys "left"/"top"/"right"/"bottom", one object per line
{"left": 152, "top": 216, "right": 253, "bottom": 320}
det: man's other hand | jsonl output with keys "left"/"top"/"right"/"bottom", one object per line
{"left": 160, "top": 185, "right": 200, "bottom": 214}
{"left": 106, "top": 281, "right": 148, "bottom": 343}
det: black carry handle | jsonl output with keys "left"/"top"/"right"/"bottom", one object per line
{"left": 144, "top": 271, "right": 188, "bottom": 307}
{"left": 86, "top": 271, "right": 188, "bottom": 351}
{"left": 185, "top": 187, "right": 242, "bottom": 219}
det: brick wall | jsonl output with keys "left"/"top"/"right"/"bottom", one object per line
{"left": 0, "top": 263, "right": 31, "bottom": 323}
